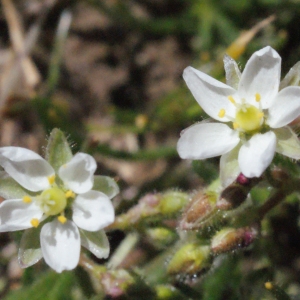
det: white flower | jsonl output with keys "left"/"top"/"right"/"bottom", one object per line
{"left": 0, "top": 147, "right": 116, "bottom": 273}
{"left": 177, "top": 46, "right": 300, "bottom": 186}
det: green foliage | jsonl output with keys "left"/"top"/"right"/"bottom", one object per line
{"left": 3, "top": 271, "right": 76, "bottom": 300}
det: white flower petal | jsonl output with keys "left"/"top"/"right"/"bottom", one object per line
{"left": 0, "top": 199, "right": 43, "bottom": 232}
{"left": 274, "top": 127, "right": 300, "bottom": 159}
{"left": 80, "top": 229, "right": 110, "bottom": 259}
{"left": 238, "top": 46, "right": 281, "bottom": 109}
{"left": 58, "top": 152, "right": 97, "bottom": 194}
{"left": 183, "top": 66, "right": 237, "bottom": 121}
{"left": 220, "top": 144, "right": 241, "bottom": 187}
{"left": 268, "top": 86, "right": 300, "bottom": 128}
{"left": 238, "top": 131, "right": 276, "bottom": 177}
{"left": 177, "top": 123, "right": 240, "bottom": 160}
{"left": 72, "top": 191, "right": 115, "bottom": 232}
{"left": 0, "top": 147, "right": 54, "bottom": 192}
{"left": 40, "top": 220, "right": 80, "bottom": 273}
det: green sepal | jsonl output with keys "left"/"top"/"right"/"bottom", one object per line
{"left": 0, "top": 171, "right": 37, "bottom": 199}
{"left": 80, "top": 229, "right": 110, "bottom": 259}
{"left": 280, "top": 61, "right": 300, "bottom": 90}
{"left": 19, "top": 227, "right": 43, "bottom": 268}
{"left": 274, "top": 127, "right": 300, "bottom": 160}
{"left": 220, "top": 144, "right": 241, "bottom": 187}
{"left": 93, "top": 175, "right": 119, "bottom": 199}
{"left": 223, "top": 54, "right": 241, "bottom": 90}
{"left": 45, "top": 128, "right": 73, "bottom": 173}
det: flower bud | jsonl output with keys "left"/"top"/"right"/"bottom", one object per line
{"left": 167, "top": 244, "right": 210, "bottom": 275}
{"left": 158, "top": 191, "right": 189, "bottom": 215}
{"left": 110, "top": 191, "right": 188, "bottom": 230}
{"left": 268, "top": 166, "right": 290, "bottom": 188}
{"left": 145, "top": 227, "right": 177, "bottom": 249}
{"left": 211, "top": 225, "right": 258, "bottom": 254}
{"left": 217, "top": 177, "right": 260, "bottom": 210}
{"left": 178, "top": 191, "right": 217, "bottom": 230}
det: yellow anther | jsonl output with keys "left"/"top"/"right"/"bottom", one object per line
{"left": 255, "top": 93, "right": 261, "bottom": 102}
{"left": 233, "top": 122, "right": 239, "bottom": 130}
{"left": 48, "top": 175, "right": 55, "bottom": 185}
{"left": 264, "top": 282, "right": 273, "bottom": 290}
{"left": 58, "top": 215, "right": 67, "bottom": 224}
{"left": 23, "top": 196, "right": 32, "bottom": 203}
{"left": 30, "top": 218, "right": 39, "bottom": 228}
{"left": 218, "top": 109, "right": 226, "bottom": 118}
{"left": 65, "top": 190, "right": 75, "bottom": 198}
{"left": 228, "top": 96, "right": 236, "bottom": 104}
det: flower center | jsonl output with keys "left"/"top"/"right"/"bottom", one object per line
{"left": 38, "top": 187, "right": 67, "bottom": 216}
{"left": 235, "top": 105, "right": 264, "bottom": 132}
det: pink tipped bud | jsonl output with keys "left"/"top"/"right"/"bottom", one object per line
{"left": 211, "top": 225, "right": 258, "bottom": 254}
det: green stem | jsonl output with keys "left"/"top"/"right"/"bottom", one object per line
{"left": 108, "top": 233, "right": 139, "bottom": 269}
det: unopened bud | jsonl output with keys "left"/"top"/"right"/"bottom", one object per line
{"left": 159, "top": 191, "right": 189, "bottom": 215}
{"left": 167, "top": 244, "right": 210, "bottom": 275}
{"left": 145, "top": 227, "right": 177, "bottom": 249}
{"left": 217, "top": 177, "right": 260, "bottom": 210}
{"left": 211, "top": 225, "right": 258, "bottom": 254}
{"left": 268, "top": 166, "right": 290, "bottom": 188}
{"left": 179, "top": 191, "right": 217, "bottom": 230}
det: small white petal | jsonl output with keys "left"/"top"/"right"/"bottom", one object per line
{"left": 268, "top": 86, "right": 300, "bottom": 128}
{"left": 177, "top": 123, "right": 240, "bottom": 160}
{"left": 0, "top": 199, "right": 43, "bottom": 232}
{"left": 238, "top": 131, "right": 276, "bottom": 177}
{"left": 220, "top": 144, "right": 241, "bottom": 187}
{"left": 58, "top": 152, "right": 96, "bottom": 194}
{"left": 0, "top": 147, "right": 54, "bottom": 192}
{"left": 80, "top": 229, "right": 110, "bottom": 259}
{"left": 72, "top": 191, "right": 115, "bottom": 231}
{"left": 183, "top": 66, "right": 237, "bottom": 121}
{"left": 274, "top": 127, "right": 300, "bottom": 159}
{"left": 40, "top": 220, "right": 80, "bottom": 273}
{"left": 238, "top": 46, "right": 281, "bottom": 109}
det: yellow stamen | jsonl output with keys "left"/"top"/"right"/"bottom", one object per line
{"left": 264, "top": 282, "right": 273, "bottom": 290}
{"left": 58, "top": 215, "right": 67, "bottom": 224}
{"left": 48, "top": 175, "right": 55, "bottom": 185}
{"left": 228, "top": 96, "right": 236, "bottom": 104}
{"left": 255, "top": 93, "right": 261, "bottom": 102}
{"left": 23, "top": 196, "right": 32, "bottom": 203}
{"left": 65, "top": 190, "right": 75, "bottom": 198}
{"left": 218, "top": 109, "right": 226, "bottom": 118}
{"left": 31, "top": 218, "right": 39, "bottom": 228}
{"left": 233, "top": 122, "right": 239, "bottom": 130}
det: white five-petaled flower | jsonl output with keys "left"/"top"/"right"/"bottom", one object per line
{"left": 0, "top": 147, "right": 115, "bottom": 272}
{"left": 177, "top": 46, "right": 300, "bottom": 186}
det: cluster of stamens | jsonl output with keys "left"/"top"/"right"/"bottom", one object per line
{"left": 218, "top": 93, "right": 264, "bottom": 133}
{"left": 22, "top": 175, "right": 76, "bottom": 228}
